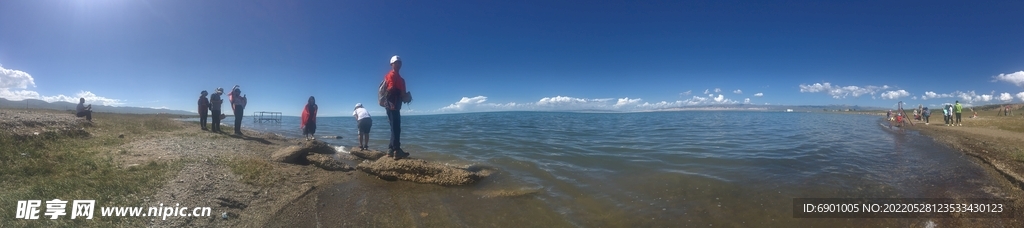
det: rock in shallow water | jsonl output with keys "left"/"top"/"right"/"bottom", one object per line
{"left": 356, "top": 158, "right": 491, "bottom": 186}
{"left": 271, "top": 140, "right": 337, "bottom": 164}
{"left": 307, "top": 154, "right": 352, "bottom": 171}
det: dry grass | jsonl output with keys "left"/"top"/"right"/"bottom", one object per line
{"left": 0, "top": 110, "right": 184, "bottom": 227}
{"left": 222, "top": 157, "right": 283, "bottom": 187}
{"left": 962, "top": 115, "right": 1024, "bottom": 134}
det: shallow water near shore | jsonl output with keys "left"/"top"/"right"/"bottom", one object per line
{"left": 217, "top": 111, "right": 1013, "bottom": 226}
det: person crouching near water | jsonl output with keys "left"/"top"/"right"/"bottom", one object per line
{"left": 229, "top": 85, "right": 248, "bottom": 135}
{"left": 301, "top": 96, "right": 318, "bottom": 141}
{"left": 353, "top": 103, "right": 372, "bottom": 151}
{"left": 210, "top": 88, "right": 224, "bottom": 132}
{"left": 198, "top": 90, "right": 210, "bottom": 130}
{"left": 76, "top": 98, "right": 93, "bottom": 122}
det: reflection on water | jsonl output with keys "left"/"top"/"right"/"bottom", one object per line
{"left": 219, "top": 111, "right": 1014, "bottom": 226}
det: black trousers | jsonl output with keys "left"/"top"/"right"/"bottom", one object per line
{"left": 955, "top": 113, "right": 962, "bottom": 124}
{"left": 76, "top": 111, "right": 92, "bottom": 121}
{"left": 234, "top": 107, "right": 245, "bottom": 134}
{"left": 211, "top": 110, "right": 221, "bottom": 131}
{"left": 199, "top": 111, "right": 208, "bottom": 129}
{"left": 387, "top": 109, "right": 401, "bottom": 150}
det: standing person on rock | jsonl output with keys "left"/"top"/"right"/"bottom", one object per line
{"left": 353, "top": 103, "right": 372, "bottom": 151}
{"left": 301, "top": 96, "right": 318, "bottom": 141}
{"left": 381, "top": 55, "right": 412, "bottom": 159}
{"left": 210, "top": 88, "right": 225, "bottom": 132}
{"left": 229, "top": 85, "right": 248, "bottom": 135}
{"left": 198, "top": 90, "right": 210, "bottom": 130}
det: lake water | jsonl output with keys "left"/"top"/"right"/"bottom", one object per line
{"left": 231, "top": 111, "right": 1012, "bottom": 226}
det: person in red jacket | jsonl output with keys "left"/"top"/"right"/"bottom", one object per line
{"left": 198, "top": 90, "right": 210, "bottom": 130}
{"left": 384, "top": 55, "right": 412, "bottom": 159}
{"left": 301, "top": 96, "right": 318, "bottom": 141}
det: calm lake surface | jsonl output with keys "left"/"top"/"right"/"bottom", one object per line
{"left": 234, "top": 111, "right": 1012, "bottom": 226}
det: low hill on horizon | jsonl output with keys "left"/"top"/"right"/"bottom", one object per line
{"left": 0, "top": 98, "right": 194, "bottom": 115}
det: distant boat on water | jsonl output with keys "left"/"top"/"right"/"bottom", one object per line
{"left": 786, "top": 109, "right": 794, "bottom": 112}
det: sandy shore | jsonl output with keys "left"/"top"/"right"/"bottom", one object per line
{"left": 124, "top": 120, "right": 359, "bottom": 227}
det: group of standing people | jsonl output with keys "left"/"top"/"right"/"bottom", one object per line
{"left": 196, "top": 56, "right": 411, "bottom": 160}
{"left": 197, "top": 86, "right": 248, "bottom": 135}
{"left": 941, "top": 101, "right": 963, "bottom": 126}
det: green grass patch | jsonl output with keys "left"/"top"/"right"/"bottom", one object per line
{"left": 1012, "top": 148, "right": 1024, "bottom": 163}
{"left": 223, "top": 157, "right": 282, "bottom": 187}
{"left": 0, "top": 112, "right": 183, "bottom": 227}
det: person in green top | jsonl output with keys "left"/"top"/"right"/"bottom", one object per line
{"left": 954, "top": 100, "right": 963, "bottom": 126}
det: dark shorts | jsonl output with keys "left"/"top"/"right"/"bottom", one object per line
{"left": 304, "top": 123, "right": 316, "bottom": 134}
{"left": 358, "top": 118, "right": 372, "bottom": 134}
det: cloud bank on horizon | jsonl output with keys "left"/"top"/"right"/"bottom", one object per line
{"left": 798, "top": 70, "right": 1024, "bottom": 107}
{"left": 1, "top": 64, "right": 123, "bottom": 106}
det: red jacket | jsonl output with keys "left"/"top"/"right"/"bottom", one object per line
{"left": 301, "top": 104, "right": 317, "bottom": 128}
{"left": 384, "top": 70, "right": 406, "bottom": 110}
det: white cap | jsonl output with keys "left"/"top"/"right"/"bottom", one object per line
{"left": 355, "top": 103, "right": 363, "bottom": 108}
{"left": 390, "top": 55, "right": 401, "bottom": 64}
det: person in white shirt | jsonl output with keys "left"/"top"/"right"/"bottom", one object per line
{"left": 352, "top": 103, "right": 372, "bottom": 151}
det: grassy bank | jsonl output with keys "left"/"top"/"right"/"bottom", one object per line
{"left": 0, "top": 111, "right": 184, "bottom": 227}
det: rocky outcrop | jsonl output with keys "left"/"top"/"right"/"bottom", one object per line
{"left": 356, "top": 158, "right": 492, "bottom": 186}
{"left": 350, "top": 148, "right": 385, "bottom": 160}
{"left": 306, "top": 154, "right": 352, "bottom": 171}
{"left": 271, "top": 140, "right": 337, "bottom": 164}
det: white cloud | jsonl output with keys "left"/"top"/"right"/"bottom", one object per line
{"left": 441, "top": 96, "right": 489, "bottom": 111}
{"left": 614, "top": 97, "right": 643, "bottom": 107}
{"left": 999, "top": 93, "right": 1014, "bottom": 102}
{"left": 733, "top": 89, "right": 742, "bottom": 94}
{"left": 703, "top": 89, "right": 709, "bottom": 94}
{"left": 993, "top": 71, "right": 1024, "bottom": 87}
{"left": 714, "top": 88, "right": 722, "bottom": 93}
{"left": 1017, "top": 92, "right": 1024, "bottom": 102}
{"left": 880, "top": 90, "right": 910, "bottom": 100}
{"left": 0, "top": 64, "right": 123, "bottom": 106}
{"left": 0, "top": 64, "right": 36, "bottom": 89}
{"left": 753, "top": 93, "right": 763, "bottom": 97}
{"left": 41, "top": 91, "right": 123, "bottom": 106}
{"left": 798, "top": 82, "right": 890, "bottom": 99}
{"left": 440, "top": 94, "right": 746, "bottom": 113}
{"left": 921, "top": 91, "right": 953, "bottom": 100}
{"left": 681, "top": 90, "right": 692, "bottom": 96}
{"left": 743, "top": 98, "right": 750, "bottom": 104}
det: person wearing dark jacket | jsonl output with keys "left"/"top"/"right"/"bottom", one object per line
{"left": 198, "top": 90, "right": 210, "bottom": 130}
{"left": 383, "top": 55, "right": 412, "bottom": 159}
{"left": 301, "top": 96, "right": 318, "bottom": 141}
{"left": 210, "top": 88, "right": 224, "bottom": 132}
{"left": 229, "top": 85, "right": 247, "bottom": 135}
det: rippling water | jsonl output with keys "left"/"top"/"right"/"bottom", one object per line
{"left": 231, "top": 111, "right": 1010, "bottom": 226}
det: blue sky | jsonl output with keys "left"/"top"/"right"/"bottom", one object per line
{"left": 1, "top": 0, "right": 1023, "bottom": 116}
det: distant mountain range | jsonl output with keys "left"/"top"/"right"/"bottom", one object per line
{"left": 0, "top": 98, "right": 194, "bottom": 115}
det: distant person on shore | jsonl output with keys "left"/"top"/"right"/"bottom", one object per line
{"left": 381, "top": 55, "right": 412, "bottom": 159}
{"left": 1005, "top": 106, "right": 1010, "bottom": 116}
{"left": 922, "top": 107, "right": 930, "bottom": 125}
{"left": 210, "top": 88, "right": 224, "bottom": 132}
{"left": 76, "top": 98, "right": 92, "bottom": 122}
{"left": 198, "top": 90, "right": 210, "bottom": 130}
{"left": 887, "top": 110, "right": 892, "bottom": 121}
{"left": 954, "top": 100, "right": 963, "bottom": 126}
{"left": 229, "top": 85, "right": 248, "bottom": 135}
{"left": 945, "top": 104, "right": 954, "bottom": 126}
{"left": 301, "top": 96, "right": 318, "bottom": 141}
{"left": 353, "top": 103, "right": 372, "bottom": 151}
